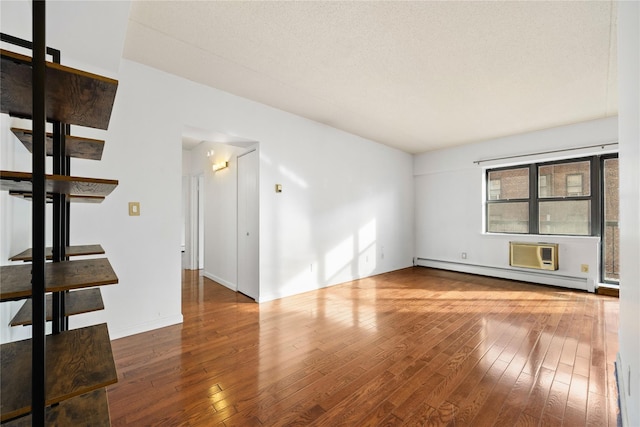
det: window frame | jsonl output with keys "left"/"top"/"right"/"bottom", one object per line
{"left": 485, "top": 165, "right": 533, "bottom": 234}
{"left": 485, "top": 155, "right": 604, "bottom": 236}
{"left": 600, "top": 153, "right": 620, "bottom": 284}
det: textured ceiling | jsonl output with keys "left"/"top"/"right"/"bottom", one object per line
{"left": 124, "top": 1, "right": 617, "bottom": 154}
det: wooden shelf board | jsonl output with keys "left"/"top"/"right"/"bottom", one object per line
{"left": 8, "top": 191, "right": 105, "bottom": 203}
{"left": 11, "top": 127, "right": 105, "bottom": 161}
{"left": 10, "top": 288, "right": 104, "bottom": 327}
{"left": 0, "top": 324, "right": 117, "bottom": 422}
{"left": 0, "top": 258, "right": 118, "bottom": 302}
{"left": 1, "top": 170, "right": 118, "bottom": 197}
{"left": 0, "top": 49, "right": 118, "bottom": 130}
{"left": 9, "top": 244, "right": 105, "bottom": 261}
{"left": 2, "top": 388, "right": 111, "bottom": 427}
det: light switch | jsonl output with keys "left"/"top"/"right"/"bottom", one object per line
{"left": 275, "top": 184, "right": 282, "bottom": 193}
{"left": 129, "top": 202, "right": 140, "bottom": 216}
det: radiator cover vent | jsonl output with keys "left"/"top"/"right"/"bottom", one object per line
{"left": 510, "top": 242, "right": 559, "bottom": 270}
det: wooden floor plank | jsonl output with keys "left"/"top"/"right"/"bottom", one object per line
{"left": 493, "top": 371, "right": 535, "bottom": 426}
{"left": 542, "top": 378, "right": 570, "bottom": 420}
{"left": 107, "top": 267, "right": 620, "bottom": 426}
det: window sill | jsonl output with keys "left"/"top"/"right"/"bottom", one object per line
{"left": 481, "top": 232, "right": 600, "bottom": 240}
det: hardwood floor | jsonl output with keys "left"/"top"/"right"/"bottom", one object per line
{"left": 107, "top": 267, "right": 620, "bottom": 426}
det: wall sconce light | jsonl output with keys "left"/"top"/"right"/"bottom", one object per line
{"left": 212, "top": 161, "right": 229, "bottom": 172}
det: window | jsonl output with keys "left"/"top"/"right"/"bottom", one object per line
{"left": 538, "top": 160, "right": 591, "bottom": 235}
{"left": 602, "top": 156, "right": 619, "bottom": 283}
{"left": 486, "top": 156, "right": 608, "bottom": 236}
{"left": 486, "top": 167, "right": 530, "bottom": 233}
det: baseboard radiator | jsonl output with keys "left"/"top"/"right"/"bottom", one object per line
{"left": 509, "top": 241, "right": 559, "bottom": 270}
{"left": 415, "top": 257, "right": 590, "bottom": 292}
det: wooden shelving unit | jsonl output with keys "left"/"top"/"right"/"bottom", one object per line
{"left": 0, "top": 258, "right": 118, "bottom": 301}
{"left": 11, "top": 128, "right": 105, "bottom": 161}
{"left": 9, "top": 244, "right": 105, "bottom": 261}
{"left": 0, "top": 20, "right": 120, "bottom": 426}
{"left": 8, "top": 191, "right": 105, "bottom": 203}
{"left": 10, "top": 289, "right": 105, "bottom": 326}
{"left": 0, "top": 324, "right": 117, "bottom": 421}
{"left": 0, "top": 170, "right": 118, "bottom": 197}
{"left": 2, "top": 389, "right": 111, "bottom": 427}
{"left": 0, "top": 49, "right": 118, "bottom": 130}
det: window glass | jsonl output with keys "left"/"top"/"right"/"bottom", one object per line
{"left": 603, "top": 158, "right": 619, "bottom": 282}
{"left": 487, "top": 168, "right": 529, "bottom": 200}
{"left": 488, "top": 179, "right": 501, "bottom": 200}
{"left": 539, "top": 200, "right": 590, "bottom": 235}
{"left": 539, "top": 174, "right": 551, "bottom": 197}
{"left": 487, "top": 202, "right": 529, "bottom": 233}
{"left": 538, "top": 161, "right": 590, "bottom": 198}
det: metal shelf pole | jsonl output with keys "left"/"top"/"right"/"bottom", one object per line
{"left": 31, "top": 0, "right": 47, "bottom": 424}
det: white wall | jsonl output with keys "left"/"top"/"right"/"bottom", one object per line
{"left": 1, "top": 57, "right": 413, "bottom": 341}
{"left": 414, "top": 117, "right": 618, "bottom": 291}
{"left": 105, "top": 59, "right": 413, "bottom": 310}
{"left": 617, "top": 2, "right": 640, "bottom": 425}
{"left": 0, "top": 116, "right": 37, "bottom": 343}
{"left": 63, "top": 60, "right": 185, "bottom": 339}
{"left": 180, "top": 85, "right": 414, "bottom": 302}
{"left": 258, "top": 128, "right": 414, "bottom": 302}
{"left": 0, "top": 0, "right": 130, "bottom": 79}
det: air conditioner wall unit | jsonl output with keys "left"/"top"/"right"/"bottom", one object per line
{"left": 509, "top": 242, "right": 559, "bottom": 270}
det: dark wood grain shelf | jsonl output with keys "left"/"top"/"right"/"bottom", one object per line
{"left": 3, "top": 24, "right": 119, "bottom": 424}
{"left": 10, "top": 288, "right": 104, "bottom": 326}
{"left": 1, "top": 170, "right": 118, "bottom": 197}
{"left": 2, "top": 388, "right": 111, "bottom": 427}
{"left": 8, "top": 191, "right": 105, "bottom": 203}
{"left": 0, "top": 258, "right": 118, "bottom": 302}
{"left": 0, "top": 324, "right": 117, "bottom": 422}
{"left": 9, "top": 244, "right": 105, "bottom": 261}
{"left": 11, "top": 127, "right": 105, "bottom": 161}
{"left": 0, "top": 49, "right": 118, "bottom": 130}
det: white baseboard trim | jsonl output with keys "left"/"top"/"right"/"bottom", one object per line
{"left": 415, "top": 258, "right": 589, "bottom": 291}
{"left": 109, "top": 314, "right": 183, "bottom": 340}
{"left": 258, "top": 265, "right": 414, "bottom": 303}
{"left": 203, "top": 271, "right": 237, "bottom": 292}
{"left": 616, "top": 353, "right": 629, "bottom": 427}
{"left": 258, "top": 283, "right": 320, "bottom": 303}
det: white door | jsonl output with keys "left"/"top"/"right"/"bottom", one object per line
{"left": 237, "top": 149, "right": 259, "bottom": 300}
